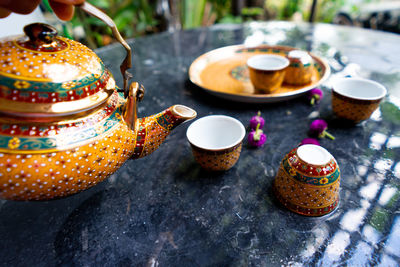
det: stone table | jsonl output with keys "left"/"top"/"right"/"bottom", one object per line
{"left": 1, "top": 21, "right": 399, "bottom": 266}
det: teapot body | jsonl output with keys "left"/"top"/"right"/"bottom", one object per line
{"left": 0, "top": 23, "right": 196, "bottom": 201}
{"left": 0, "top": 91, "right": 192, "bottom": 200}
{"left": 0, "top": 92, "right": 132, "bottom": 200}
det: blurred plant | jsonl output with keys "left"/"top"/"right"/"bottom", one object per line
{"left": 314, "top": 0, "right": 346, "bottom": 23}
{"left": 265, "top": 0, "right": 298, "bottom": 20}
{"left": 49, "top": 0, "right": 160, "bottom": 48}
{"left": 281, "top": 0, "right": 302, "bottom": 19}
{"left": 181, "top": 0, "right": 235, "bottom": 28}
{"left": 208, "top": 0, "right": 232, "bottom": 20}
{"left": 45, "top": 0, "right": 234, "bottom": 48}
{"left": 265, "top": 0, "right": 348, "bottom": 22}
{"left": 40, "top": 0, "right": 356, "bottom": 49}
{"left": 218, "top": 14, "right": 243, "bottom": 24}
{"left": 242, "top": 7, "right": 264, "bottom": 21}
{"left": 180, "top": 0, "right": 206, "bottom": 28}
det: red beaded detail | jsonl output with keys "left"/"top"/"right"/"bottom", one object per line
{"left": 0, "top": 91, "right": 119, "bottom": 138}
{"left": 0, "top": 70, "right": 111, "bottom": 104}
{"left": 131, "top": 119, "right": 147, "bottom": 159}
{"left": 286, "top": 148, "right": 337, "bottom": 177}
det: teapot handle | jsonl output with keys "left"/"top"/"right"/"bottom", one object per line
{"left": 78, "top": 2, "right": 132, "bottom": 98}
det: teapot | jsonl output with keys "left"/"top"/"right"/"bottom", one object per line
{"left": 0, "top": 3, "right": 196, "bottom": 200}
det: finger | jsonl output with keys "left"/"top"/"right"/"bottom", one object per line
{"left": 0, "top": 7, "right": 11, "bottom": 18}
{"left": 49, "top": 1, "right": 75, "bottom": 21}
{"left": 0, "top": 0, "right": 41, "bottom": 14}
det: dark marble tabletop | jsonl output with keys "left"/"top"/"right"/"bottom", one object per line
{"left": 1, "top": 21, "right": 400, "bottom": 267}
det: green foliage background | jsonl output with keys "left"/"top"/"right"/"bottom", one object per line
{"left": 42, "top": 0, "right": 366, "bottom": 49}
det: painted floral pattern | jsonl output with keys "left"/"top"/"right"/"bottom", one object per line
{"left": 7, "top": 137, "right": 20, "bottom": 149}
{"left": 13, "top": 81, "right": 30, "bottom": 89}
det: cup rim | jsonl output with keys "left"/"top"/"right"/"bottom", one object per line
{"left": 186, "top": 115, "right": 245, "bottom": 151}
{"left": 246, "top": 54, "right": 290, "bottom": 71}
{"left": 296, "top": 144, "right": 333, "bottom": 166}
{"left": 332, "top": 77, "right": 387, "bottom": 101}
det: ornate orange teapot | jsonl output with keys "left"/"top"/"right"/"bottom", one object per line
{"left": 0, "top": 3, "right": 196, "bottom": 200}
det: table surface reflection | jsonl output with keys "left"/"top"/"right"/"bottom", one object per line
{"left": 1, "top": 21, "right": 399, "bottom": 266}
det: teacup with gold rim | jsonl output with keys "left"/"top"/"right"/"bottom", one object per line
{"left": 332, "top": 77, "right": 387, "bottom": 123}
{"left": 284, "top": 50, "right": 314, "bottom": 85}
{"left": 186, "top": 115, "right": 245, "bottom": 171}
{"left": 274, "top": 144, "right": 340, "bottom": 216}
{"left": 247, "top": 54, "right": 289, "bottom": 94}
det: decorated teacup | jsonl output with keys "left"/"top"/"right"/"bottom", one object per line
{"left": 332, "top": 78, "right": 387, "bottom": 123}
{"left": 274, "top": 144, "right": 340, "bottom": 216}
{"left": 247, "top": 54, "right": 289, "bottom": 94}
{"left": 186, "top": 115, "right": 245, "bottom": 171}
{"left": 284, "top": 50, "right": 314, "bottom": 85}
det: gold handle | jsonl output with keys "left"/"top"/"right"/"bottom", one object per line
{"left": 78, "top": 2, "right": 132, "bottom": 98}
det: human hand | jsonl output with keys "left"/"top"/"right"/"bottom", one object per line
{"left": 0, "top": 0, "right": 85, "bottom": 21}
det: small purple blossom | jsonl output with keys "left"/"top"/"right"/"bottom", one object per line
{"left": 309, "top": 119, "right": 335, "bottom": 140}
{"left": 310, "top": 119, "right": 327, "bottom": 133}
{"left": 308, "top": 88, "right": 323, "bottom": 105}
{"left": 249, "top": 111, "right": 265, "bottom": 130}
{"left": 299, "top": 138, "right": 320, "bottom": 146}
{"left": 248, "top": 123, "right": 267, "bottom": 147}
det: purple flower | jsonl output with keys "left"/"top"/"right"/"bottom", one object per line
{"left": 248, "top": 123, "right": 267, "bottom": 147}
{"left": 310, "top": 119, "right": 327, "bottom": 133}
{"left": 299, "top": 138, "right": 320, "bottom": 146}
{"left": 308, "top": 88, "right": 323, "bottom": 105}
{"left": 249, "top": 111, "right": 265, "bottom": 130}
{"left": 309, "top": 119, "right": 335, "bottom": 140}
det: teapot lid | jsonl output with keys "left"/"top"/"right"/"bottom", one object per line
{"left": 0, "top": 23, "right": 115, "bottom": 118}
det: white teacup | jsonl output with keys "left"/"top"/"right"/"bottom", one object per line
{"left": 186, "top": 115, "right": 245, "bottom": 171}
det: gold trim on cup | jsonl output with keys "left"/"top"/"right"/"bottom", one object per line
{"left": 332, "top": 78, "right": 387, "bottom": 123}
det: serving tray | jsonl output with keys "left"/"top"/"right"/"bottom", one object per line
{"left": 189, "top": 45, "right": 330, "bottom": 103}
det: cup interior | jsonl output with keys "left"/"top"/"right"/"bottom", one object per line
{"left": 247, "top": 54, "right": 289, "bottom": 71}
{"left": 297, "top": 144, "right": 332, "bottom": 166}
{"left": 333, "top": 78, "right": 387, "bottom": 100}
{"left": 186, "top": 115, "right": 245, "bottom": 150}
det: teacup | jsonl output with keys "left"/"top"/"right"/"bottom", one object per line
{"left": 332, "top": 78, "right": 387, "bottom": 123}
{"left": 274, "top": 144, "right": 340, "bottom": 216}
{"left": 284, "top": 50, "right": 314, "bottom": 85}
{"left": 186, "top": 115, "right": 245, "bottom": 171}
{"left": 247, "top": 54, "right": 289, "bottom": 94}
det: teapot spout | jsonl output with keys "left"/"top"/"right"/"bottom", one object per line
{"left": 131, "top": 105, "right": 196, "bottom": 159}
